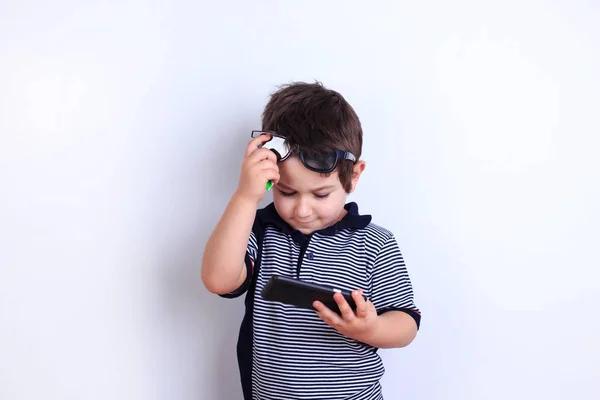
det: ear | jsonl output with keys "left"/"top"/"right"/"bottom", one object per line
{"left": 349, "top": 161, "right": 366, "bottom": 193}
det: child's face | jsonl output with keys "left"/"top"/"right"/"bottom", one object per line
{"left": 273, "top": 156, "right": 362, "bottom": 235}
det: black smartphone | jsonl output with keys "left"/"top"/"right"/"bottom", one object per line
{"left": 260, "top": 275, "right": 364, "bottom": 315}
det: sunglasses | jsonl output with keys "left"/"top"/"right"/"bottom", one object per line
{"left": 251, "top": 130, "right": 356, "bottom": 173}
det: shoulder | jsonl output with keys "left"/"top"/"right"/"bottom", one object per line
{"left": 255, "top": 203, "right": 275, "bottom": 221}
{"left": 253, "top": 202, "right": 282, "bottom": 232}
{"left": 364, "top": 222, "right": 394, "bottom": 240}
{"left": 327, "top": 222, "right": 398, "bottom": 258}
{"left": 361, "top": 222, "right": 397, "bottom": 248}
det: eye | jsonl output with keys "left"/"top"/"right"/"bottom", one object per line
{"left": 314, "top": 193, "right": 330, "bottom": 199}
{"left": 278, "top": 190, "right": 296, "bottom": 197}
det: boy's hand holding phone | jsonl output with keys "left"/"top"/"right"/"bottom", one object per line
{"left": 313, "top": 290, "right": 379, "bottom": 344}
{"left": 235, "top": 134, "right": 280, "bottom": 204}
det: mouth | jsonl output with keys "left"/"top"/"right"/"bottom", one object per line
{"left": 294, "top": 219, "right": 315, "bottom": 225}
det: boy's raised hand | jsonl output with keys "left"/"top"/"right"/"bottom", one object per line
{"left": 235, "top": 134, "right": 280, "bottom": 204}
{"left": 313, "top": 289, "right": 379, "bottom": 343}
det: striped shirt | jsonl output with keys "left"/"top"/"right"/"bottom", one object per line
{"left": 220, "top": 202, "right": 421, "bottom": 400}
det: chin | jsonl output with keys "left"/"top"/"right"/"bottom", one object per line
{"left": 292, "top": 220, "right": 335, "bottom": 235}
{"left": 285, "top": 219, "right": 313, "bottom": 233}
{"left": 290, "top": 223, "right": 312, "bottom": 234}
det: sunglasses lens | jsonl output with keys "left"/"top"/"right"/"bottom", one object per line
{"left": 302, "top": 150, "right": 337, "bottom": 172}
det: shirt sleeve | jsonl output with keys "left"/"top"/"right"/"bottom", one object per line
{"left": 218, "top": 229, "right": 259, "bottom": 299}
{"left": 369, "top": 234, "right": 421, "bottom": 329}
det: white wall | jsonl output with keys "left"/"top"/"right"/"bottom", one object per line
{"left": 1, "top": 1, "right": 599, "bottom": 399}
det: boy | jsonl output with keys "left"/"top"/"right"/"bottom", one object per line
{"left": 202, "top": 82, "right": 421, "bottom": 400}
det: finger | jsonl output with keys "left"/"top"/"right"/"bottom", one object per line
{"left": 250, "top": 163, "right": 279, "bottom": 181}
{"left": 353, "top": 290, "right": 368, "bottom": 319}
{"left": 314, "top": 301, "right": 344, "bottom": 328}
{"left": 248, "top": 147, "right": 278, "bottom": 164}
{"left": 334, "top": 293, "right": 356, "bottom": 322}
{"left": 262, "top": 169, "right": 280, "bottom": 185}
{"left": 258, "top": 157, "right": 279, "bottom": 170}
{"left": 366, "top": 299, "right": 377, "bottom": 313}
{"left": 245, "top": 133, "right": 272, "bottom": 157}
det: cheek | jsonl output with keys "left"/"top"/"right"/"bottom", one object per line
{"left": 273, "top": 194, "right": 294, "bottom": 216}
{"left": 318, "top": 194, "right": 346, "bottom": 217}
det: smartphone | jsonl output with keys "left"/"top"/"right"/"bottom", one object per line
{"left": 260, "top": 275, "right": 364, "bottom": 315}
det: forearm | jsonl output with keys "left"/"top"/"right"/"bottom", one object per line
{"left": 201, "top": 192, "right": 257, "bottom": 294}
{"left": 361, "top": 311, "right": 418, "bottom": 349}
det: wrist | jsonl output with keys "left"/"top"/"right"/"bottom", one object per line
{"left": 231, "top": 190, "right": 260, "bottom": 209}
{"left": 354, "top": 315, "right": 381, "bottom": 345}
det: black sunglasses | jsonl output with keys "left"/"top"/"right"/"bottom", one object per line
{"left": 251, "top": 130, "right": 356, "bottom": 173}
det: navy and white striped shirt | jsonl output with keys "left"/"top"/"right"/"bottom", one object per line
{"left": 221, "top": 202, "right": 421, "bottom": 400}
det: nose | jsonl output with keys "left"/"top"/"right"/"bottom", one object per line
{"left": 294, "top": 198, "right": 312, "bottom": 219}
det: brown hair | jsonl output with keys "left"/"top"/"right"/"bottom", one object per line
{"left": 261, "top": 81, "right": 363, "bottom": 192}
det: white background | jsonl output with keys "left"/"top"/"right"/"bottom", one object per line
{"left": 1, "top": 1, "right": 599, "bottom": 399}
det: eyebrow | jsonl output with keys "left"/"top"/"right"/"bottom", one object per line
{"left": 277, "top": 183, "right": 336, "bottom": 192}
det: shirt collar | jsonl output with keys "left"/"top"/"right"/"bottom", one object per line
{"left": 258, "top": 201, "right": 372, "bottom": 237}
